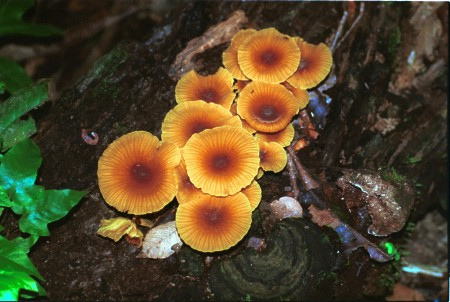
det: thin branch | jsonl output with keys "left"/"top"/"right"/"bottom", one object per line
{"left": 335, "top": 2, "right": 365, "bottom": 52}
{"left": 330, "top": 9, "right": 348, "bottom": 54}
{"left": 286, "top": 154, "right": 300, "bottom": 200}
{"left": 287, "top": 146, "right": 319, "bottom": 191}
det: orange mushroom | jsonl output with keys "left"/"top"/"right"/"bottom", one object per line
{"left": 236, "top": 81, "right": 299, "bottom": 133}
{"left": 287, "top": 37, "right": 332, "bottom": 90}
{"left": 175, "top": 67, "right": 235, "bottom": 109}
{"left": 182, "top": 126, "right": 260, "bottom": 196}
{"left": 238, "top": 28, "right": 300, "bottom": 84}
{"left": 175, "top": 158, "right": 209, "bottom": 205}
{"left": 97, "top": 131, "right": 180, "bottom": 215}
{"left": 282, "top": 81, "right": 310, "bottom": 112}
{"left": 176, "top": 192, "right": 252, "bottom": 252}
{"left": 161, "top": 100, "right": 242, "bottom": 148}
{"left": 255, "top": 123, "right": 295, "bottom": 147}
{"left": 258, "top": 139, "right": 287, "bottom": 173}
{"left": 241, "top": 180, "right": 262, "bottom": 211}
{"left": 223, "top": 28, "right": 257, "bottom": 80}
{"left": 230, "top": 102, "right": 256, "bottom": 134}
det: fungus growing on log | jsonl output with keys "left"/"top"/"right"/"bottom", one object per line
{"left": 175, "top": 67, "right": 235, "bottom": 109}
{"left": 182, "top": 126, "right": 260, "bottom": 196}
{"left": 176, "top": 193, "right": 252, "bottom": 252}
{"left": 287, "top": 37, "right": 332, "bottom": 89}
{"left": 236, "top": 81, "right": 299, "bottom": 133}
{"left": 97, "top": 131, "right": 180, "bottom": 214}
{"left": 255, "top": 123, "right": 295, "bottom": 147}
{"left": 161, "top": 100, "right": 241, "bottom": 148}
{"left": 222, "top": 28, "right": 257, "bottom": 80}
{"left": 238, "top": 28, "right": 300, "bottom": 84}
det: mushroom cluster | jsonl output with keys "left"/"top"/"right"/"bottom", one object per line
{"left": 97, "top": 27, "right": 332, "bottom": 253}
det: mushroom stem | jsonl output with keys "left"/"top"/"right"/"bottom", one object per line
{"left": 286, "top": 146, "right": 319, "bottom": 191}
{"left": 286, "top": 154, "right": 300, "bottom": 200}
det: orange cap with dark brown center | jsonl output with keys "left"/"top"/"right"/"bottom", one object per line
{"left": 287, "top": 37, "right": 332, "bottom": 89}
{"left": 176, "top": 193, "right": 252, "bottom": 252}
{"left": 162, "top": 100, "right": 242, "bottom": 148}
{"left": 238, "top": 28, "right": 300, "bottom": 84}
{"left": 175, "top": 68, "right": 235, "bottom": 109}
{"left": 236, "top": 81, "right": 299, "bottom": 133}
{"left": 97, "top": 131, "right": 180, "bottom": 215}
{"left": 182, "top": 126, "right": 260, "bottom": 196}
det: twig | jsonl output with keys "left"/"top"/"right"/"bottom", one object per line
{"left": 286, "top": 146, "right": 319, "bottom": 191}
{"left": 286, "top": 154, "right": 300, "bottom": 200}
{"left": 335, "top": 3, "right": 365, "bottom": 52}
{"left": 330, "top": 8, "right": 348, "bottom": 54}
{"left": 169, "top": 10, "right": 248, "bottom": 80}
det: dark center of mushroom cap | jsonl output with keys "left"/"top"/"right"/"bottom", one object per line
{"left": 260, "top": 50, "right": 278, "bottom": 66}
{"left": 256, "top": 104, "right": 280, "bottom": 122}
{"left": 131, "top": 163, "right": 152, "bottom": 183}
{"left": 211, "top": 154, "right": 231, "bottom": 172}
{"left": 202, "top": 206, "right": 224, "bottom": 228}
{"left": 191, "top": 122, "right": 209, "bottom": 135}
{"left": 259, "top": 149, "right": 267, "bottom": 162}
{"left": 298, "top": 58, "right": 310, "bottom": 71}
{"left": 199, "top": 88, "right": 218, "bottom": 103}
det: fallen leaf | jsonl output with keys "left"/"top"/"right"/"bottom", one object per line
{"left": 270, "top": 196, "right": 303, "bottom": 220}
{"left": 138, "top": 221, "right": 182, "bottom": 259}
{"left": 97, "top": 217, "right": 143, "bottom": 247}
{"left": 309, "top": 205, "right": 393, "bottom": 262}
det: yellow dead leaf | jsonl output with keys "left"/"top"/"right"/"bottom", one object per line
{"left": 97, "top": 217, "right": 144, "bottom": 246}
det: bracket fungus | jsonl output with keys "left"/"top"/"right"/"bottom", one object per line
{"left": 208, "top": 219, "right": 336, "bottom": 300}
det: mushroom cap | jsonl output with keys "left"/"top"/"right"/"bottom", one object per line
{"left": 236, "top": 81, "right": 300, "bottom": 133}
{"left": 238, "top": 28, "right": 300, "bottom": 84}
{"left": 256, "top": 167, "right": 264, "bottom": 179}
{"left": 182, "top": 126, "right": 260, "bottom": 196}
{"left": 175, "top": 68, "right": 235, "bottom": 109}
{"left": 97, "top": 131, "right": 180, "bottom": 215}
{"left": 258, "top": 140, "right": 287, "bottom": 173}
{"left": 230, "top": 102, "right": 256, "bottom": 134}
{"left": 241, "top": 180, "right": 262, "bottom": 211}
{"left": 286, "top": 37, "right": 332, "bottom": 90}
{"left": 176, "top": 192, "right": 252, "bottom": 252}
{"left": 223, "top": 28, "right": 257, "bottom": 80}
{"left": 162, "top": 100, "right": 242, "bottom": 148}
{"left": 175, "top": 158, "right": 209, "bottom": 205}
{"left": 282, "top": 82, "right": 310, "bottom": 112}
{"left": 255, "top": 123, "right": 295, "bottom": 147}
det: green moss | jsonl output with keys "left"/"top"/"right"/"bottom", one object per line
{"left": 91, "top": 80, "right": 121, "bottom": 102}
{"left": 387, "top": 27, "right": 401, "bottom": 59}
{"left": 380, "top": 167, "right": 407, "bottom": 187}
